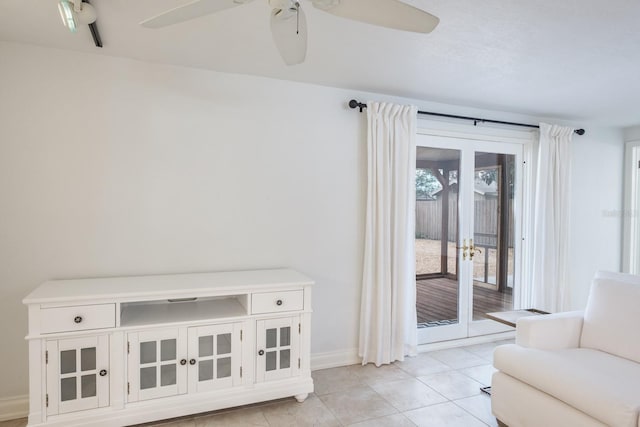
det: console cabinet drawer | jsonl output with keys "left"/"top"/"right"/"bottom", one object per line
{"left": 251, "top": 290, "right": 304, "bottom": 314}
{"left": 40, "top": 304, "right": 116, "bottom": 334}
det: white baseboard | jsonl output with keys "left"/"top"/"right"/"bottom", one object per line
{"left": 310, "top": 348, "right": 361, "bottom": 371}
{"left": 310, "top": 332, "right": 515, "bottom": 371}
{"left": 0, "top": 394, "right": 28, "bottom": 421}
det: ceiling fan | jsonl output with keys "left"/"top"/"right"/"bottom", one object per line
{"left": 140, "top": 0, "right": 439, "bottom": 66}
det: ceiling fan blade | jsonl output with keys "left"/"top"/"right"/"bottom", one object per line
{"left": 270, "top": 4, "right": 307, "bottom": 65}
{"left": 140, "top": 0, "right": 254, "bottom": 29}
{"left": 311, "top": 0, "right": 439, "bottom": 33}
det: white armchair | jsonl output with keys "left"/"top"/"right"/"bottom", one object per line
{"left": 491, "top": 271, "right": 640, "bottom": 427}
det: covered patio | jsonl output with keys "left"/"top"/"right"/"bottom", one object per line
{"left": 415, "top": 149, "right": 515, "bottom": 326}
{"left": 416, "top": 276, "right": 513, "bottom": 324}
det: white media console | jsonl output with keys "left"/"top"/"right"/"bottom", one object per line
{"left": 23, "top": 268, "right": 314, "bottom": 426}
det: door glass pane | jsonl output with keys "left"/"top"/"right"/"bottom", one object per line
{"left": 81, "top": 347, "right": 96, "bottom": 371}
{"left": 415, "top": 147, "right": 461, "bottom": 326}
{"left": 199, "top": 360, "right": 214, "bottom": 382}
{"left": 199, "top": 335, "right": 214, "bottom": 357}
{"left": 266, "top": 328, "right": 277, "bottom": 349}
{"left": 140, "top": 342, "right": 156, "bottom": 364}
{"left": 280, "top": 349, "right": 290, "bottom": 369}
{"left": 280, "top": 327, "right": 290, "bottom": 347}
{"left": 472, "top": 152, "right": 514, "bottom": 320}
{"left": 140, "top": 366, "right": 156, "bottom": 389}
{"left": 217, "top": 333, "right": 231, "bottom": 355}
{"left": 81, "top": 374, "right": 96, "bottom": 398}
{"left": 217, "top": 357, "right": 231, "bottom": 378}
{"left": 265, "top": 351, "right": 277, "bottom": 371}
{"left": 60, "top": 350, "right": 76, "bottom": 374}
{"left": 60, "top": 377, "right": 77, "bottom": 401}
{"left": 160, "top": 339, "right": 176, "bottom": 362}
{"left": 160, "top": 364, "right": 176, "bottom": 386}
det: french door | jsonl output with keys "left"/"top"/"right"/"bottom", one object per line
{"left": 416, "top": 133, "right": 525, "bottom": 344}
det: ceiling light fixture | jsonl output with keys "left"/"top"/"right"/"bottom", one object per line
{"left": 58, "top": 0, "right": 97, "bottom": 33}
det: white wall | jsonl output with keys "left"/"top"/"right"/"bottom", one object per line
{"left": 0, "top": 41, "right": 625, "bottom": 401}
{"left": 624, "top": 125, "right": 640, "bottom": 141}
{"left": 0, "top": 41, "right": 368, "bottom": 400}
{"left": 569, "top": 127, "right": 624, "bottom": 308}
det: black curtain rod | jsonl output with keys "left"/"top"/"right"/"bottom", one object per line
{"left": 348, "top": 99, "right": 585, "bottom": 136}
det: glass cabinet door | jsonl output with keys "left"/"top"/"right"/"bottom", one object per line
{"left": 127, "top": 328, "right": 187, "bottom": 402}
{"left": 46, "top": 335, "right": 109, "bottom": 415}
{"left": 187, "top": 323, "right": 242, "bottom": 392}
{"left": 256, "top": 317, "right": 300, "bottom": 382}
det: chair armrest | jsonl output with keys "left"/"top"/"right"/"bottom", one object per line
{"left": 516, "top": 310, "right": 584, "bottom": 349}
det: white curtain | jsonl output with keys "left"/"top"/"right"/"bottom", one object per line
{"left": 359, "top": 101, "right": 418, "bottom": 366}
{"left": 530, "top": 122, "right": 574, "bottom": 312}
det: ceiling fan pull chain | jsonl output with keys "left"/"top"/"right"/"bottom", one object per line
{"left": 296, "top": 3, "right": 299, "bottom": 35}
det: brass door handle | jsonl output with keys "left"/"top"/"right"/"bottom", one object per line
{"left": 469, "top": 239, "right": 482, "bottom": 260}
{"left": 456, "top": 239, "right": 469, "bottom": 260}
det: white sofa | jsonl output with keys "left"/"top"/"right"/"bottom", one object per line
{"left": 491, "top": 270, "right": 640, "bottom": 427}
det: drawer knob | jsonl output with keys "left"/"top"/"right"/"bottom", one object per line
{"left": 99, "top": 369, "right": 107, "bottom": 377}
{"left": 276, "top": 300, "right": 283, "bottom": 306}
{"left": 189, "top": 359, "right": 196, "bottom": 365}
{"left": 258, "top": 349, "right": 265, "bottom": 356}
{"left": 180, "top": 359, "right": 187, "bottom": 366}
{"left": 74, "top": 316, "right": 83, "bottom": 324}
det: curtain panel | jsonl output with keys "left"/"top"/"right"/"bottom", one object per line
{"left": 530, "top": 122, "right": 574, "bottom": 312}
{"left": 359, "top": 101, "right": 418, "bottom": 366}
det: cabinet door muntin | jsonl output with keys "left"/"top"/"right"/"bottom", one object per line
{"left": 256, "top": 316, "right": 300, "bottom": 382}
{"left": 46, "top": 335, "right": 109, "bottom": 415}
{"left": 127, "top": 328, "right": 187, "bottom": 402}
{"left": 187, "top": 323, "right": 242, "bottom": 393}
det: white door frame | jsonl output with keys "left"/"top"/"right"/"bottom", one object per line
{"left": 623, "top": 141, "right": 640, "bottom": 274}
{"left": 416, "top": 122, "right": 534, "bottom": 344}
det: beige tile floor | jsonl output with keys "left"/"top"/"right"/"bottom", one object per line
{"left": 1, "top": 340, "right": 511, "bottom": 427}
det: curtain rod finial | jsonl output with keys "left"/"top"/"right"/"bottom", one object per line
{"left": 349, "top": 99, "right": 366, "bottom": 112}
{"left": 575, "top": 129, "right": 585, "bottom": 136}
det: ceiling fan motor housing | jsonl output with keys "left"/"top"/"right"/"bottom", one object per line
{"left": 310, "top": 0, "right": 341, "bottom": 10}
{"left": 269, "top": 0, "right": 300, "bottom": 10}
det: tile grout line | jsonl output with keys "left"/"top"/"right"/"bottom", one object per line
{"left": 450, "top": 397, "right": 493, "bottom": 427}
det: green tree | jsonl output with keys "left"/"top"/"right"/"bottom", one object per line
{"left": 475, "top": 156, "right": 515, "bottom": 198}
{"left": 416, "top": 169, "right": 441, "bottom": 199}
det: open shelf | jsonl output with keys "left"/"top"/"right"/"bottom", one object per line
{"left": 120, "top": 295, "right": 248, "bottom": 327}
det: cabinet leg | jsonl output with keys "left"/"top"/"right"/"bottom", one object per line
{"left": 295, "top": 393, "right": 309, "bottom": 403}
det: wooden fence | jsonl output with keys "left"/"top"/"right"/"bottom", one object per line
{"left": 416, "top": 197, "right": 514, "bottom": 246}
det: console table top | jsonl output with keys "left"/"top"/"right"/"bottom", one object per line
{"left": 24, "top": 268, "right": 313, "bottom": 304}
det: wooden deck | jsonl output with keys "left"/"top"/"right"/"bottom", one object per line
{"left": 417, "top": 277, "right": 513, "bottom": 324}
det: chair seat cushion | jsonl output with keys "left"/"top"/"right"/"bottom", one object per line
{"left": 494, "top": 345, "right": 640, "bottom": 427}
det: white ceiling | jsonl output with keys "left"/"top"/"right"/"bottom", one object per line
{"left": 2, "top": 0, "right": 640, "bottom": 127}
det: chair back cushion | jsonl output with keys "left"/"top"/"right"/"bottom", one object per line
{"left": 580, "top": 271, "right": 640, "bottom": 363}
